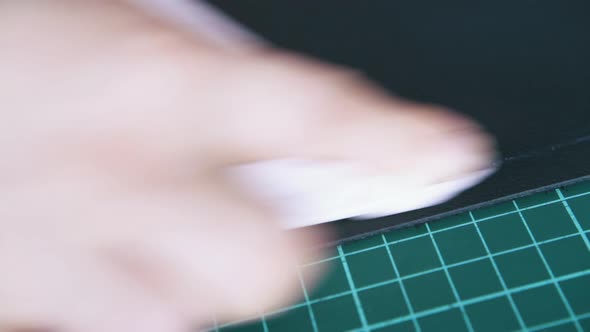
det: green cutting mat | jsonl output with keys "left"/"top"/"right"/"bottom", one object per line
{"left": 215, "top": 181, "right": 590, "bottom": 332}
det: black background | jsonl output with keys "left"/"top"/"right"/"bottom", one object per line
{"left": 206, "top": 0, "right": 590, "bottom": 246}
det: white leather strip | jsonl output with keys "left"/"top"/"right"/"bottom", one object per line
{"left": 230, "top": 160, "right": 495, "bottom": 228}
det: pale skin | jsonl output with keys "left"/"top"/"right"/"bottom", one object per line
{"left": 0, "top": 1, "right": 496, "bottom": 331}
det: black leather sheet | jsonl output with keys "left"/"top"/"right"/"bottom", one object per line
{"left": 206, "top": 0, "right": 590, "bottom": 247}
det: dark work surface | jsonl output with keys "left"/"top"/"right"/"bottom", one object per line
{"left": 206, "top": 0, "right": 590, "bottom": 247}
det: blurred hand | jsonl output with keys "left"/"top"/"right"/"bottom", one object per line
{"left": 0, "top": 1, "right": 495, "bottom": 331}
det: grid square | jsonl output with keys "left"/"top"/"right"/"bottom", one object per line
{"left": 471, "top": 202, "right": 515, "bottom": 219}
{"left": 302, "top": 259, "right": 349, "bottom": 300}
{"left": 512, "top": 285, "right": 569, "bottom": 326}
{"left": 219, "top": 321, "right": 264, "bottom": 332}
{"left": 540, "top": 236, "right": 590, "bottom": 276}
{"left": 265, "top": 277, "right": 306, "bottom": 314}
{"left": 559, "top": 274, "right": 590, "bottom": 315}
{"left": 521, "top": 203, "right": 578, "bottom": 241}
{"left": 311, "top": 295, "right": 361, "bottom": 331}
{"left": 494, "top": 248, "right": 550, "bottom": 288}
{"left": 404, "top": 271, "right": 455, "bottom": 312}
{"left": 385, "top": 224, "right": 427, "bottom": 242}
{"left": 429, "top": 213, "right": 472, "bottom": 231}
{"left": 265, "top": 292, "right": 305, "bottom": 314}
{"left": 581, "top": 317, "right": 590, "bottom": 331}
{"left": 567, "top": 195, "right": 590, "bottom": 230}
{"left": 417, "top": 309, "right": 468, "bottom": 332}
{"left": 389, "top": 236, "right": 441, "bottom": 276}
{"left": 465, "top": 296, "right": 520, "bottom": 332}
{"left": 266, "top": 307, "right": 313, "bottom": 332}
{"left": 358, "top": 282, "right": 409, "bottom": 323}
{"left": 373, "top": 321, "right": 416, "bottom": 332}
{"left": 433, "top": 224, "right": 487, "bottom": 264}
{"left": 562, "top": 181, "right": 590, "bottom": 197}
{"left": 341, "top": 236, "right": 385, "bottom": 254}
{"left": 448, "top": 259, "right": 502, "bottom": 299}
{"left": 346, "top": 247, "right": 395, "bottom": 288}
{"left": 542, "top": 323, "right": 578, "bottom": 332}
{"left": 516, "top": 190, "right": 559, "bottom": 208}
{"left": 478, "top": 213, "right": 532, "bottom": 253}
{"left": 298, "top": 248, "right": 337, "bottom": 265}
